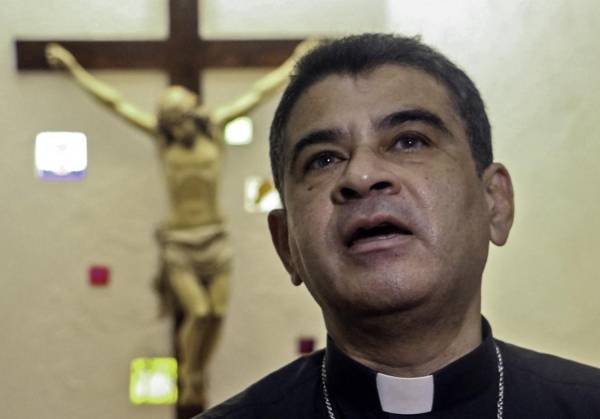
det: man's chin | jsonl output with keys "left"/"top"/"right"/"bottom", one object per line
{"left": 331, "top": 289, "right": 433, "bottom": 318}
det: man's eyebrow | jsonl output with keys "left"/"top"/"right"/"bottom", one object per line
{"left": 288, "top": 128, "right": 344, "bottom": 170}
{"left": 375, "top": 108, "right": 452, "bottom": 135}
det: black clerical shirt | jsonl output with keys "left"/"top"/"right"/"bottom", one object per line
{"left": 198, "top": 320, "right": 600, "bottom": 418}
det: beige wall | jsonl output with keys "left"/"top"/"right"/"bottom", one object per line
{"left": 1, "top": 1, "right": 599, "bottom": 418}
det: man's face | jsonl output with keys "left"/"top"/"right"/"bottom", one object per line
{"left": 269, "top": 64, "right": 513, "bottom": 318}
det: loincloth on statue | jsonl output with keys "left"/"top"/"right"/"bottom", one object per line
{"left": 153, "top": 223, "right": 232, "bottom": 315}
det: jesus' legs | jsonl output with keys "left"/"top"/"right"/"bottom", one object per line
{"left": 168, "top": 267, "right": 230, "bottom": 406}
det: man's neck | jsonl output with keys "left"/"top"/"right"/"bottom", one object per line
{"left": 324, "top": 300, "right": 482, "bottom": 378}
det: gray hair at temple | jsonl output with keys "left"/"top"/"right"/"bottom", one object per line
{"left": 269, "top": 33, "right": 492, "bottom": 196}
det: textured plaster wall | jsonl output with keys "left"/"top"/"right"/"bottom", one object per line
{"left": 1, "top": 1, "right": 599, "bottom": 418}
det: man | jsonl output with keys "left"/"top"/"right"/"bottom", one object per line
{"left": 198, "top": 34, "right": 600, "bottom": 418}
{"left": 45, "top": 41, "right": 313, "bottom": 408}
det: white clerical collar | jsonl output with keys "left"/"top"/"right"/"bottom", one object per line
{"left": 376, "top": 372, "right": 434, "bottom": 414}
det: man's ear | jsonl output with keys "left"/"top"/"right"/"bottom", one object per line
{"left": 482, "top": 163, "right": 515, "bottom": 246}
{"left": 268, "top": 209, "right": 303, "bottom": 285}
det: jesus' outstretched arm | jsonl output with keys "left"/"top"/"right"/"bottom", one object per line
{"left": 209, "top": 39, "right": 320, "bottom": 128}
{"left": 46, "top": 43, "right": 158, "bottom": 136}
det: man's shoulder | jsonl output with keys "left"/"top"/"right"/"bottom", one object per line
{"left": 499, "top": 339, "right": 600, "bottom": 387}
{"left": 498, "top": 340, "right": 600, "bottom": 416}
{"left": 195, "top": 349, "right": 323, "bottom": 419}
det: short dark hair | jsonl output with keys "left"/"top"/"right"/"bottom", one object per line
{"left": 269, "top": 33, "right": 492, "bottom": 194}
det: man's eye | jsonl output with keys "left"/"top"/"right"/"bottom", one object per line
{"left": 393, "top": 134, "right": 428, "bottom": 150}
{"left": 305, "top": 152, "right": 340, "bottom": 172}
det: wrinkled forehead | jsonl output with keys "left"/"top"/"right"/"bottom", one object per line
{"left": 283, "top": 65, "right": 462, "bottom": 154}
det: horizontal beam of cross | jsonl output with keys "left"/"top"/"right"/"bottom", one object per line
{"left": 15, "top": 39, "right": 303, "bottom": 70}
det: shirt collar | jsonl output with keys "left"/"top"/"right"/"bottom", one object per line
{"left": 325, "top": 317, "right": 497, "bottom": 415}
{"left": 376, "top": 372, "right": 434, "bottom": 414}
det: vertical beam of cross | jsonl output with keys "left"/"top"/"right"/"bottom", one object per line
{"left": 167, "top": 0, "right": 201, "bottom": 93}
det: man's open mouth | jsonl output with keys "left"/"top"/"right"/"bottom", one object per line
{"left": 346, "top": 221, "right": 413, "bottom": 247}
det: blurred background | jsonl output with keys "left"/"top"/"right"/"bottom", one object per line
{"left": 2, "top": 1, "right": 599, "bottom": 417}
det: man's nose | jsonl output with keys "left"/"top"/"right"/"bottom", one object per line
{"left": 331, "top": 146, "right": 400, "bottom": 203}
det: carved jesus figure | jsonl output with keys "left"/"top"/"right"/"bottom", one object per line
{"left": 46, "top": 41, "right": 314, "bottom": 407}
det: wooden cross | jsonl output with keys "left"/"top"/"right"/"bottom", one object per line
{"left": 15, "top": 0, "right": 303, "bottom": 100}
{"left": 15, "top": 1, "right": 303, "bottom": 417}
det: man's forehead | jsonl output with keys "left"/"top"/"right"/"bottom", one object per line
{"left": 283, "top": 64, "right": 462, "bottom": 151}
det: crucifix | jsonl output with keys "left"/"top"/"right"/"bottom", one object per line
{"left": 15, "top": 1, "right": 309, "bottom": 418}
